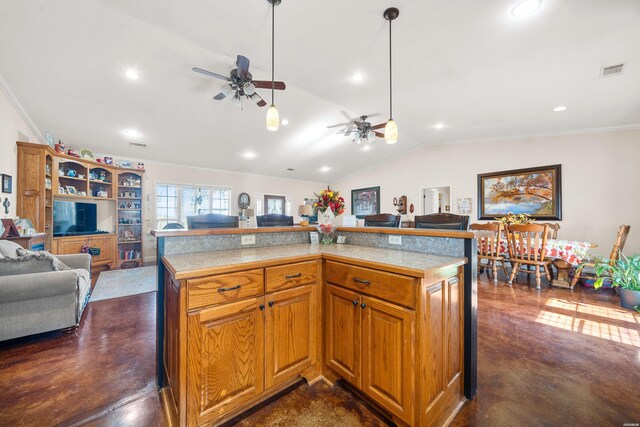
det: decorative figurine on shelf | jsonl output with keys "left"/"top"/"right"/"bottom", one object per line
{"left": 58, "top": 168, "right": 65, "bottom": 177}
{"left": 55, "top": 140, "right": 65, "bottom": 154}
{"left": 67, "top": 169, "right": 77, "bottom": 177}
{"left": 67, "top": 148, "right": 80, "bottom": 158}
{"left": 77, "top": 174, "right": 85, "bottom": 179}
{"left": 137, "top": 162, "right": 145, "bottom": 171}
{"left": 99, "top": 171, "right": 107, "bottom": 181}
{"left": 123, "top": 230, "right": 135, "bottom": 241}
{"left": 96, "top": 187, "right": 108, "bottom": 198}
{"left": 126, "top": 202, "right": 132, "bottom": 209}
{"left": 104, "top": 157, "right": 113, "bottom": 165}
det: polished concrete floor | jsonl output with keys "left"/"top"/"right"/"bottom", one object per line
{"left": 0, "top": 271, "right": 638, "bottom": 426}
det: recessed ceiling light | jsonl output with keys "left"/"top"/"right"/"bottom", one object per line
{"left": 281, "top": 119, "right": 289, "bottom": 126}
{"left": 123, "top": 129, "right": 142, "bottom": 139}
{"left": 511, "top": 0, "right": 542, "bottom": 17}
{"left": 350, "top": 72, "right": 365, "bottom": 82}
{"left": 432, "top": 122, "right": 445, "bottom": 130}
{"left": 125, "top": 69, "right": 140, "bottom": 80}
{"left": 242, "top": 151, "right": 257, "bottom": 159}
{"left": 363, "top": 145, "right": 371, "bottom": 151}
{"left": 553, "top": 105, "right": 567, "bottom": 112}
{"left": 320, "top": 166, "right": 331, "bottom": 172}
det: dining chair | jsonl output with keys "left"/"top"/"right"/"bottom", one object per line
{"left": 470, "top": 222, "right": 508, "bottom": 284}
{"left": 187, "top": 214, "right": 239, "bottom": 229}
{"left": 570, "top": 224, "right": 631, "bottom": 289}
{"left": 256, "top": 214, "right": 294, "bottom": 227}
{"left": 414, "top": 213, "right": 469, "bottom": 230}
{"left": 540, "top": 223, "right": 561, "bottom": 239}
{"left": 364, "top": 213, "right": 401, "bottom": 228}
{"left": 163, "top": 222, "right": 185, "bottom": 230}
{"left": 506, "top": 223, "right": 552, "bottom": 290}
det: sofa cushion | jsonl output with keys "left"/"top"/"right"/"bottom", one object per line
{"left": 0, "top": 240, "right": 22, "bottom": 258}
{"left": 16, "top": 249, "right": 72, "bottom": 271}
{"left": 0, "top": 255, "right": 60, "bottom": 277}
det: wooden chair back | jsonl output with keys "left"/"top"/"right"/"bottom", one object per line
{"left": 607, "top": 225, "right": 631, "bottom": 264}
{"left": 470, "top": 222, "right": 503, "bottom": 258}
{"left": 414, "top": 213, "right": 470, "bottom": 230}
{"left": 256, "top": 214, "right": 294, "bottom": 227}
{"left": 506, "top": 223, "right": 549, "bottom": 262}
{"left": 364, "top": 214, "right": 401, "bottom": 228}
{"left": 540, "top": 223, "right": 560, "bottom": 239}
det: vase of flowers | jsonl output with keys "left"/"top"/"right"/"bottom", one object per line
{"left": 314, "top": 187, "right": 345, "bottom": 244}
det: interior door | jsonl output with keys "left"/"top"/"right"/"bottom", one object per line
{"left": 265, "top": 285, "right": 316, "bottom": 389}
{"left": 325, "top": 284, "right": 360, "bottom": 386}
{"left": 361, "top": 295, "right": 415, "bottom": 424}
{"left": 187, "top": 297, "right": 265, "bottom": 426}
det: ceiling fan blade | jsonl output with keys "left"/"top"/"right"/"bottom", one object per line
{"left": 192, "top": 67, "right": 231, "bottom": 81}
{"left": 251, "top": 93, "right": 268, "bottom": 107}
{"left": 374, "top": 131, "right": 385, "bottom": 138}
{"left": 213, "top": 92, "right": 227, "bottom": 101}
{"left": 252, "top": 80, "right": 286, "bottom": 90}
{"left": 353, "top": 121, "right": 363, "bottom": 127}
{"left": 327, "top": 122, "right": 351, "bottom": 129}
{"left": 336, "top": 130, "right": 356, "bottom": 135}
{"left": 371, "top": 123, "right": 387, "bottom": 130}
{"left": 236, "top": 55, "right": 250, "bottom": 78}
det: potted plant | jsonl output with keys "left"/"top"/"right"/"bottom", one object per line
{"left": 594, "top": 253, "right": 640, "bottom": 310}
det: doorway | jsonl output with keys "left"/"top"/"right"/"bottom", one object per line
{"left": 421, "top": 187, "right": 451, "bottom": 215}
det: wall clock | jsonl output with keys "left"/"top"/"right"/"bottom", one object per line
{"left": 238, "top": 192, "right": 251, "bottom": 209}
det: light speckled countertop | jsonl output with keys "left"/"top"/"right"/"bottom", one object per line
{"left": 163, "top": 244, "right": 466, "bottom": 279}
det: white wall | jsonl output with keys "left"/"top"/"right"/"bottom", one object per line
{"left": 0, "top": 88, "right": 37, "bottom": 219}
{"left": 332, "top": 129, "right": 640, "bottom": 254}
{"left": 139, "top": 160, "right": 326, "bottom": 261}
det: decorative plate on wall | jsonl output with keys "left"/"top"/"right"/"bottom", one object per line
{"left": 238, "top": 192, "right": 251, "bottom": 209}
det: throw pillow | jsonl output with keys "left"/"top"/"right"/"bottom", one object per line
{"left": 0, "top": 240, "right": 23, "bottom": 258}
{"left": 16, "top": 248, "right": 72, "bottom": 271}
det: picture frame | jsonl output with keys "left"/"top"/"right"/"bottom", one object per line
{"left": 66, "top": 186, "right": 77, "bottom": 195}
{"left": 477, "top": 164, "right": 562, "bottom": 220}
{"left": 2, "top": 174, "right": 12, "bottom": 194}
{"left": 309, "top": 231, "right": 319, "bottom": 244}
{"left": 351, "top": 186, "right": 380, "bottom": 219}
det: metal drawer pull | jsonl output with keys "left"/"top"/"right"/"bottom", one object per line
{"left": 285, "top": 273, "right": 302, "bottom": 279}
{"left": 218, "top": 285, "right": 241, "bottom": 293}
{"left": 360, "top": 303, "right": 367, "bottom": 309}
{"left": 352, "top": 300, "right": 358, "bottom": 306}
{"left": 259, "top": 304, "right": 265, "bottom": 311}
{"left": 352, "top": 277, "right": 371, "bottom": 285}
{"left": 268, "top": 301, "right": 275, "bottom": 307}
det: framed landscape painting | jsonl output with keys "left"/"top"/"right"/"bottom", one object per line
{"left": 478, "top": 164, "right": 562, "bottom": 220}
{"left": 351, "top": 186, "right": 380, "bottom": 219}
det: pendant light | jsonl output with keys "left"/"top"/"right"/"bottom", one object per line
{"left": 266, "top": 0, "right": 281, "bottom": 131}
{"left": 383, "top": 7, "right": 399, "bottom": 144}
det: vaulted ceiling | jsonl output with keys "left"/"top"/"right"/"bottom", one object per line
{"left": 1, "top": 0, "right": 639, "bottom": 181}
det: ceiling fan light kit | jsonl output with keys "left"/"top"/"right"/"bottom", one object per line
{"left": 384, "top": 7, "right": 399, "bottom": 145}
{"left": 266, "top": 0, "right": 281, "bottom": 131}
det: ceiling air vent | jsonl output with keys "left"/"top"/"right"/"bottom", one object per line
{"left": 129, "top": 141, "right": 147, "bottom": 148}
{"left": 600, "top": 63, "right": 625, "bottom": 78}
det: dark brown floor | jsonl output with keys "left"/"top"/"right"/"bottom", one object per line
{"left": 1, "top": 271, "right": 638, "bottom": 426}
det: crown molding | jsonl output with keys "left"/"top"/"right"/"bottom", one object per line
{"left": 0, "top": 71, "right": 44, "bottom": 143}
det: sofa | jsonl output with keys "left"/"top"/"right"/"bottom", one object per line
{"left": 0, "top": 240, "right": 92, "bottom": 341}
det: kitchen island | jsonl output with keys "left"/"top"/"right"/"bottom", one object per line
{"left": 156, "top": 233, "right": 474, "bottom": 427}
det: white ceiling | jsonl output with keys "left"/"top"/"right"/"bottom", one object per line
{"left": 1, "top": 0, "right": 639, "bottom": 181}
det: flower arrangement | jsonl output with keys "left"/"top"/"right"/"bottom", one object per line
{"left": 495, "top": 212, "right": 533, "bottom": 226}
{"left": 313, "top": 187, "right": 345, "bottom": 215}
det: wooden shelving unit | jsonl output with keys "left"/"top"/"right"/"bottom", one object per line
{"left": 116, "top": 171, "right": 144, "bottom": 268}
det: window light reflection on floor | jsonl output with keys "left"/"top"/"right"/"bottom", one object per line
{"left": 544, "top": 298, "right": 640, "bottom": 325}
{"left": 535, "top": 310, "right": 640, "bottom": 348}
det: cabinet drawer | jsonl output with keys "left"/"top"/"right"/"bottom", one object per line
{"left": 187, "top": 269, "right": 264, "bottom": 310}
{"left": 265, "top": 261, "right": 317, "bottom": 292}
{"left": 325, "top": 261, "right": 416, "bottom": 308}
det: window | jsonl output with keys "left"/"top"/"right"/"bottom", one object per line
{"left": 156, "top": 184, "right": 231, "bottom": 229}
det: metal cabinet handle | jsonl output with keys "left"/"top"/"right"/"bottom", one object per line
{"left": 268, "top": 301, "right": 275, "bottom": 307}
{"left": 353, "top": 277, "right": 371, "bottom": 285}
{"left": 285, "top": 273, "right": 302, "bottom": 279}
{"left": 352, "top": 300, "right": 358, "bottom": 306}
{"left": 218, "top": 285, "right": 241, "bottom": 293}
{"left": 259, "top": 304, "right": 265, "bottom": 311}
{"left": 360, "top": 303, "right": 367, "bottom": 309}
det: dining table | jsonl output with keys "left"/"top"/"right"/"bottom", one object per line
{"left": 474, "top": 233, "right": 596, "bottom": 288}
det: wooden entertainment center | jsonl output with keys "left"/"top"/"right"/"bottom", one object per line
{"left": 16, "top": 141, "right": 145, "bottom": 270}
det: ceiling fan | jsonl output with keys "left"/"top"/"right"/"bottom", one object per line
{"left": 192, "top": 55, "right": 286, "bottom": 108}
{"left": 328, "top": 114, "right": 386, "bottom": 144}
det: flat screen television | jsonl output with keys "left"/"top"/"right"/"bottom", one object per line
{"left": 53, "top": 201, "right": 99, "bottom": 237}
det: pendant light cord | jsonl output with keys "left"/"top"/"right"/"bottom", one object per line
{"left": 389, "top": 17, "right": 393, "bottom": 120}
{"left": 271, "top": 1, "right": 275, "bottom": 105}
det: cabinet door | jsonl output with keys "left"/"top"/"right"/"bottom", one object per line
{"left": 53, "top": 234, "right": 115, "bottom": 267}
{"left": 187, "top": 297, "right": 265, "bottom": 426}
{"left": 361, "top": 295, "right": 415, "bottom": 425}
{"left": 325, "top": 284, "right": 360, "bottom": 386}
{"left": 17, "top": 146, "right": 45, "bottom": 231}
{"left": 265, "top": 285, "right": 317, "bottom": 389}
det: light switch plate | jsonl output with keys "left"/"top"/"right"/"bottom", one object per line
{"left": 388, "top": 235, "right": 402, "bottom": 245}
{"left": 241, "top": 235, "right": 256, "bottom": 245}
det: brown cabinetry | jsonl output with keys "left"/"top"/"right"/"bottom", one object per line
{"left": 52, "top": 234, "right": 116, "bottom": 268}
